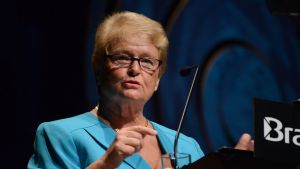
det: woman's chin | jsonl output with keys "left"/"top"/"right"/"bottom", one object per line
{"left": 120, "top": 90, "right": 146, "bottom": 102}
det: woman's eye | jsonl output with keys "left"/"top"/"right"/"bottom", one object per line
{"left": 117, "top": 55, "right": 130, "bottom": 60}
{"left": 141, "top": 58, "right": 154, "bottom": 65}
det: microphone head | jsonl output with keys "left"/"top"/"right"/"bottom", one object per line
{"left": 180, "top": 67, "right": 192, "bottom": 76}
{"left": 179, "top": 64, "right": 199, "bottom": 76}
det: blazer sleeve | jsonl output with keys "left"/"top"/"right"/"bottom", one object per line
{"left": 27, "top": 122, "right": 81, "bottom": 169}
{"left": 190, "top": 137, "right": 205, "bottom": 162}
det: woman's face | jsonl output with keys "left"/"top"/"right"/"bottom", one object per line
{"left": 100, "top": 35, "right": 161, "bottom": 104}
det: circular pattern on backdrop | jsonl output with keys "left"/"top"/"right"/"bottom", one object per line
{"left": 201, "top": 46, "right": 281, "bottom": 151}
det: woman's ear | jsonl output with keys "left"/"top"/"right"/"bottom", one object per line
{"left": 154, "top": 80, "right": 160, "bottom": 91}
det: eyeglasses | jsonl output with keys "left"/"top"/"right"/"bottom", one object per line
{"left": 106, "top": 54, "right": 162, "bottom": 72}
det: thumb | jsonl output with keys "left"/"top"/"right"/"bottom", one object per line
{"left": 234, "top": 133, "right": 254, "bottom": 151}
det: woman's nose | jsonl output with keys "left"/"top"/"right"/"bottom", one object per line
{"left": 128, "top": 60, "right": 141, "bottom": 76}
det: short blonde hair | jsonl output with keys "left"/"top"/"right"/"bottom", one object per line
{"left": 92, "top": 11, "right": 169, "bottom": 78}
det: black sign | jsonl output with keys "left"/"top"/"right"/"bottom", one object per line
{"left": 254, "top": 98, "right": 300, "bottom": 164}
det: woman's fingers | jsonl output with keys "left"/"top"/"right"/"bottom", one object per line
{"left": 112, "top": 138, "right": 139, "bottom": 156}
{"left": 234, "top": 133, "right": 255, "bottom": 151}
{"left": 117, "top": 130, "right": 143, "bottom": 140}
{"left": 111, "top": 125, "right": 157, "bottom": 158}
{"left": 115, "top": 134, "right": 142, "bottom": 150}
{"left": 122, "top": 126, "right": 158, "bottom": 136}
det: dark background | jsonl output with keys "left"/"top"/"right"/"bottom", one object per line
{"left": 15, "top": 0, "right": 299, "bottom": 168}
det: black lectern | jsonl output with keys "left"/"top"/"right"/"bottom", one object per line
{"left": 182, "top": 148, "right": 298, "bottom": 169}
{"left": 182, "top": 98, "right": 300, "bottom": 169}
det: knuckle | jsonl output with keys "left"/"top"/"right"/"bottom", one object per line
{"left": 127, "top": 146, "right": 136, "bottom": 154}
{"left": 116, "top": 134, "right": 125, "bottom": 140}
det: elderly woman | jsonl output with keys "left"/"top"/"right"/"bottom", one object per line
{"left": 28, "top": 11, "right": 204, "bottom": 169}
{"left": 28, "top": 11, "right": 253, "bottom": 169}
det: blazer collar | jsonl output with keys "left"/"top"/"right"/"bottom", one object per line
{"left": 151, "top": 122, "right": 174, "bottom": 154}
{"left": 84, "top": 112, "right": 152, "bottom": 169}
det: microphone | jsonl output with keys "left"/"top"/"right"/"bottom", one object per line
{"left": 173, "top": 64, "right": 199, "bottom": 168}
{"left": 179, "top": 65, "right": 197, "bottom": 76}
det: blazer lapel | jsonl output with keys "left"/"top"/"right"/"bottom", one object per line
{"left": 84, "top": 122, "right": 116, "bottom": 150}
{"left": 123, "top": 153, "right": 151, "bottom": 169}
{"left": 84, "top": 116, "right": 151, "bottom": 169}
{"left": 152, "top": 122, "right": 174, "bottom": 154}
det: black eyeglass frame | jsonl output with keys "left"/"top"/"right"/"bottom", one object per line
{"left": 105, "top": 54, "right": 162, "bottom": 72}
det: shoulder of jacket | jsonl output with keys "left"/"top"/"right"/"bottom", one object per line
{"left": 37, "top": 112, "right": 99, "bottom": 134}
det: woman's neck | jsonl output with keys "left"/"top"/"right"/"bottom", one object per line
{"left": 94, "top": 100, "right": 147, "bottom": 129}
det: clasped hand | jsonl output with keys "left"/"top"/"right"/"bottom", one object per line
{"left": 90, "top": 126, "right": 157, "bottom": 169}
{"left": 111, "top": 126, "right": 157, "bottom": 158}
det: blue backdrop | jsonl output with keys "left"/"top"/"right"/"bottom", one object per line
{"left": 17, "top": 0, "right": 300, "bottom": 168}
{"left": 85, "top": 0, "right": 300, "bottom": 153}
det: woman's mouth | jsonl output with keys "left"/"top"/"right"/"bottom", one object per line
{"left": 122, "top": 80, "right": 141, "bottom": 88}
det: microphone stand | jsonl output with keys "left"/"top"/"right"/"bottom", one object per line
{"left": 173, "top": 64, "right": 199, "bottom": 168}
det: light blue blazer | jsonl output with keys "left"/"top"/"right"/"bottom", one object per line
{"left": 28, "top": 112, "right": 204, "bottom": 169}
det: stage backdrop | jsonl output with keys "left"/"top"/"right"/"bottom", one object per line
{"left": 84, "top": 0, "right": 300, "bottom": 153}
{"left": 17, "top": 0, "right": 300, "bottom": 168}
